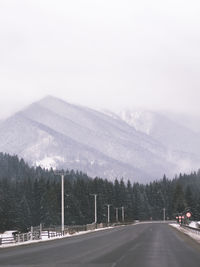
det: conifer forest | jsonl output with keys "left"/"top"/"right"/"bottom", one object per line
{"left": 0, "top": 153, "right": 200, "bottom": 232}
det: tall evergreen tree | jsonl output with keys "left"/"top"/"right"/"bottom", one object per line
{"left": 173, "top": 183, "right": 186, "bottom": 214}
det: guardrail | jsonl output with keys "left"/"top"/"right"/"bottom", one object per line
{"left": 42, "top": 223, "right": 106, "bottom": 237}
{"left": 0, "top": 221, "right": 132, "bottom": 246}
{"left": 180, "top": 224, "right": 200, "bottom": 235}
{"left": 0, "top": 236, "right": 15, "bottom": 245}
{"left": 0, "top": 231, "right": 41, "bottom": 245}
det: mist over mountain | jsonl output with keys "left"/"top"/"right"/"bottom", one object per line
{"left": 114, "top": 109, "right": 200, "bottom": 174}
{"left": 0, "top": 96, "right": 199, "bottom": 182}
{"left": 163, "top": 112, "right": 200, "bottom": 134}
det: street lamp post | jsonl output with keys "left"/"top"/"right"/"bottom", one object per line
{"left": 115, "top": 208, "right": 119, "bottom": 222}
{"left": 106, "top": 204, "right": 111, "bottom": 224}
{"left": 61, "top": 174, "right": 64, "bottom": 234}
{"left": 91, "top": 194, "right": 98, "bottom": 224}
{"left": 55, "top": 171, "right": 65, "bottom": 235}
{"left": 121, "top": 206, "right": 125, "bottom": 222}
{"left": 163, "top": 208, "right": 166, "bottom": 222}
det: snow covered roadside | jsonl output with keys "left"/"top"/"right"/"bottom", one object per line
{"left": 170, "top": 223, "right": 200, "bottom": 243}
{"left": 0, "top": 227, "right": 114, "bottom": 249}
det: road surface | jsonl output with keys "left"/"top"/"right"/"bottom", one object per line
{"left": 0, "top": 223, "right": 200, "bottom": 266}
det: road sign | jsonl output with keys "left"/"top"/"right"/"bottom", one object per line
{"left": 186, "top": 212, "right": 191, "bottom": 218}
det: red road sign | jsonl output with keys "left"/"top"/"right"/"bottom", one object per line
{"left": 186, "top": 212, "right": 191, "bottom": 218}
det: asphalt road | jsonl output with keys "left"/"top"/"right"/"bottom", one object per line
{"left": 0, "top": 223, "right": 200, "bottom": 267}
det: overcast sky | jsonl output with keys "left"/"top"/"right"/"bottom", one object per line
{"left": 0, "top": 0, "right": 200, "bottom": 119}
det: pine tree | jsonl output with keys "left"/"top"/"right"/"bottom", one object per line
{"left": 173, "top": 183, "right": 186, "bottom": 214}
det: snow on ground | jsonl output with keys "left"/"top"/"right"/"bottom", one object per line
{"left": 0, "top": 231, "right": 18, "bottom": 238}
{"left": 189, "top": 221, "right": 198, "bottom": 228}
{"left": 170, "top": 223, "right": 200, "bottom": 243}
{"left": 35, "top": 155, "right": 65, "bottom": 170}
{"left": 0, "top": 227, "right": 114, "bottom": 249}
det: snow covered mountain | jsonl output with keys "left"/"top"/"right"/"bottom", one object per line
{"left": 0, "top": 96, "right": 198, "bottom": 183}
{"left": 114, "top": 109, "right": 200, "bottom": 174}
{"left": 164, "top": 112, "right": 200, "bottom": 134}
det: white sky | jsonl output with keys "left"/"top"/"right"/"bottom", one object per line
{"left": 0, "top": 0, "right": 200, "bottom": 119}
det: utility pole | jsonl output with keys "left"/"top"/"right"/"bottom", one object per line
{"left": 121, "top": 206, "right": 125, "bottom": 222}
{"left": 115, "top": 208, "right": 119, "bottom": 222}
{"left": 61, "top": 174, "right": 64, "bottom": 234}
{"left": 106, "top": 204, "right": 111, "bottom": 224}
{"left": 55, "top": 170, "right": 65, "bottom": 235}
{"left": 91, "top": 194, "right": 98, "bottom": 224}
{"left": 163, "top": 208, "right": 166, "bottom": 222}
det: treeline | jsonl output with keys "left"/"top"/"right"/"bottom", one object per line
{"left": 0, "top": 153, "right": 200, "bottom": 231}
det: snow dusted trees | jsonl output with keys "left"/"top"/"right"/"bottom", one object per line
{"left": 0, "top": 153, "right": 199, "bottom": 231}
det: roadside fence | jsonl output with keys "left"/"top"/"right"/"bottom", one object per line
{"left": 0, "top": 222, "right": 113, "bottom": 246}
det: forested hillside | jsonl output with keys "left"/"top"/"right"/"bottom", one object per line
{"left": 0, "top": 153, "right": 200, "bottom": 231}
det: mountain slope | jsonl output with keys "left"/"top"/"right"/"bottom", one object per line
{"left": 115, "top": 109, "right": 200, "bottom": 173}
{"left": 0, "top": 96, "right": 182, "bottom": 182}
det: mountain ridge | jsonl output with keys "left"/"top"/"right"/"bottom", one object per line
{"left": 0, "top": 96, "right": 198, "bottom": 182}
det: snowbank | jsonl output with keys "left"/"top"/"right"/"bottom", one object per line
{"left": 189, "top": 221, "right": 198, "bottom": 228}
{"left": 170, "top": 223, "right": 200, "bottom": 243}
